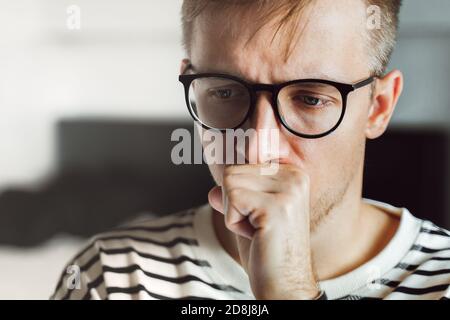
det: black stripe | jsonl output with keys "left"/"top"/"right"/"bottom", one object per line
{"left": 338, "top": 295, "right": 381, "bottom": 300}
{"left": 413, "top": 268, "right": 450, "bottom": 276}
{"left": 54, "top": 258, "right": 98, "bottom": 299}
{"left": 367, "top": 278, "right": 450, "bottom": 296}
{"left": 80, "top": 253, "right": 101, "bottom": 272}
{"left": 96, "top": 235, "right": 198, "bottom": 248}
{"left": 106, "top": 284, "right": 214, "bottom": 300}
{"left": 420, "top": 227, "right": 450, "bottom": 238}
{"left": 432, "top": 257, "right": 450, "bottom": 261}
{"left": 62, "top": 272, "right": 105, "bottom": 300}
{"left": 411, "top": 244, "right": 450, "bottom": 254}
{"left": 337, "top": 295, "right": 359, "bottom": 300}
{"left": 59, "top": 263, "right": 242, "bottom": 300}
{"left": 396, "top": 262, "right": 418, "bottom": 272}
{"left": 396, "top": 257, "right": 450, "bottom": 272}
{"left": 101, "top": 264, "right": 242, "bottom": 293}
{"left": 53, "top": 236, "right": 199, "bottom": 296}
{"left": 74, "top": 247, "right": 211, "bottom": 277}
{"left": 359, "top": 296, "right": 383, "bottom": 300}
{"left": 73, "top": 236, "right": 198, "bottom": 262}
{"left": 61, "top": 288, "right": 71, "bottom": 300}
{"left": 81, "top": 274, "right": 105, "bottom": 300}
{"left": 376, "top": 279, "right": 401, "bottom": 288}
{"left": 53, "top": 268, "right": 69, "bottom": 299}
{"left": 98, "top": 246, "right": 210, "bottom": 267}
{"left": 112, "top": 222, "right": 193, "bottom": 233}
{"left": 393, "top": 283, "right": 450, "bottom": 295}
{"left": 77, "top": 247, "right": 210, "bottom": 273}
{"left": 53, "top": 208, "right": 199, "bottom": 298}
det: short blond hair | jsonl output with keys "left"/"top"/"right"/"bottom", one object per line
{"left": 181, "top": 0, "right": 402, "bottom": 76}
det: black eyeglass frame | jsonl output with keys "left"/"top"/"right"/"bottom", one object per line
{"left": 179, "top": 70, "right": 375, "bottom": 139}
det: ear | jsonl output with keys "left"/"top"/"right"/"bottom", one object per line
{"left": 365, "top": 69, "right": 404, "bottom": 140}
{"left": 180, "top": 58, "right": 191, "bottom": 75}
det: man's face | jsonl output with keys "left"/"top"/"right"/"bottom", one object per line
{"left": 188, "top": 0, "right": 375, "bottom": 226}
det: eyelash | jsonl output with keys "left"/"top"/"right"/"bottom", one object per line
{"left": 292, "top": 94, "right": 332, "bottom": 108}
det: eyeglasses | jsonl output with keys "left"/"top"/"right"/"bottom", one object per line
{"left": 179, "top": 67, "right": 375, "bottom": 139}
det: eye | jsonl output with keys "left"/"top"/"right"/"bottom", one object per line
{"left": 209, "top": 88, "right": 233, "bottom": 99}
{"left": 302, "top": 96, "right": 322, "bottom": 106}
{"left": 292, "top": 94, "right": 328, "bottom": 107}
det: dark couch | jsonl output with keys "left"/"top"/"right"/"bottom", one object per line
{"left": 0, "top": 119, "right": 448, "bottom": 246}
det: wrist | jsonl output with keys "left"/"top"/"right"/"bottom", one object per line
{"left": 314, "top": 290, "right": 328, "bottom": 300}
{"left": 255, "top": 284, "right": 321, "bottom": 300}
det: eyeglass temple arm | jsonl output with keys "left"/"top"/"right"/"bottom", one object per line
{"left": 181, "top": 63, "right": 195, "bottom": 75}
{"left": 352, "top": 76, "right": 376, "bottom": 90}
{"left": 182, "top": 63, "right": 377, "bottom": 91}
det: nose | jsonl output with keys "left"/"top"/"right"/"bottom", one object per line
{"left": 241, "top": 92, "right": 290, "bottom": 164}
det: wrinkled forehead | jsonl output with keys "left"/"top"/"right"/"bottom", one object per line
{"left": 190, "top": 0, "right": 369, "bottom": 83}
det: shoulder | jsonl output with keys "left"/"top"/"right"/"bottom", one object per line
{"left": 51, "top": 207, "right": 201, "bottom": 300}
{"left": 413, "top": 219, "right": 450, "bottom": 263}
{"left": 388, "top": 219, "right": 450, "bottom": 300}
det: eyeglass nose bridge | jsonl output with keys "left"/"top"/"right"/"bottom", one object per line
{"left": 248, "top": 83, "right": 280, "bottom": 111}
{"left": 244, "top": 83, "right": 283, "bottom": 128}
{"left": 250, "top": 83, "right": 278, "bottom": 94}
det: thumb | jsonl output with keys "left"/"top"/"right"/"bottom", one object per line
{"left": 208, "top": 185, "right": 224, "bottom": 214}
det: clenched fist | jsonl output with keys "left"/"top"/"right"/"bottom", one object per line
{"left": 208, "top": 163, "right": 320, "bottom": 300}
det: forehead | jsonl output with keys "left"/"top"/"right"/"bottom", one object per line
{"left": 190, "top": 0, "right": 369, "bottom": 83}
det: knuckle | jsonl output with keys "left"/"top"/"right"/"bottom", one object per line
{"left": 287, "top": 168, "right": 310, "bottom": 189}
{"left": 224, "top": 216, "right": 234, "bottom": 230}
{"left": 222, "top": 175, "right": 233, "bottom": 189}
{"left": 272, "top": 194, "right": 295, "bottom": 217}
{"left": 249, "top": 210, "right": 268, "bottom": 227}
{"left": 280, "top": 201, "right": 294, "bottom": 216}
{"left": 290, "top": 167, "right": 305, "bottom": 180}
{"left": 227, "top": 188, "right": 241, "bottom": 203}
{"left": 224, "top": 165, "right": 235, "bottom": 175}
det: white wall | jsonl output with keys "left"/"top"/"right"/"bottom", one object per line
{"left": 0, "top": 0, "right": 186, "bottom": 190}
{"left": 389, "top": 0, "right": 450, "bottom": 128}
{"left": 0, "top": 0, "right": 449, "bottom": 191}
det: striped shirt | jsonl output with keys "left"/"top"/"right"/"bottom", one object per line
{"left": 51, "top": 198, "right": 450, "bottom": 300}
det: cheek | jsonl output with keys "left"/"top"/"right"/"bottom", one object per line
{"left": 305, "top": 143, "right": 341, "bottom": 195}
{"left": 290, "top": 132, "right": 362, "bottom": 198}
{"left": 309, "top": 92, "right": 370, "bottom": 178}
{"left": 344, "top": 89, "right": 372, "bottom": 134}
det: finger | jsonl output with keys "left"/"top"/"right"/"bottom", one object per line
{"left": 224, "top": 164, "right": 268, "bottom": 176}
{"left": 223, "top": 173, "right": 282, "bottom": 194}
{"left": 225, "top": 163, "right": 298, "bottom": 182}
{"left": 208, "top": 186, "right": 224, "bottom": 214}
{"left": 209, "top": 185, "right": 255, "bottom": 239}
{"left": 224, "top": 188, "right": 269, "bottom": 238}
{"left": 224, "top": 162, "right": 291, "bottom": 176}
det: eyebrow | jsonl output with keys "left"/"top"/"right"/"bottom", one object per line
{"left": 187, "top": 64, "right": 341, "bottom": 83}
{"left": 188, "top": 64, "right": 248, "bottom": 78}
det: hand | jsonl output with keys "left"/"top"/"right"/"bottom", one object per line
{"left": 208, "top": 163, "right": 319, "bottom": 300}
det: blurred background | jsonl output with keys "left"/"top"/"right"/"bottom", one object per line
{"left": 0, "top": 0, "right": 449, "bottom": 299}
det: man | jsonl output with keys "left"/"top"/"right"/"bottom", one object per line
{"left": 52, "top": 0, "right": 450, "bottom": 300}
